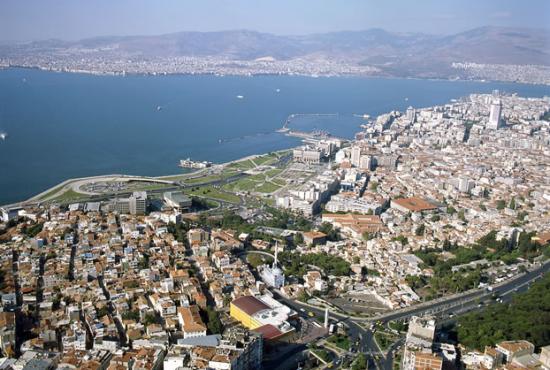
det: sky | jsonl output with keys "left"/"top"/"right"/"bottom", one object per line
{"left": 0, "top": 0, "right": 549, "bottom": 42}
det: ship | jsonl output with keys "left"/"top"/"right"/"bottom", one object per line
{"left": 0, "top": 132, "right": 7, "bottom": 141}
{"left": 236, "top": 95, "right": 244, "bottom": 99}
{"left": 179, "top": 158, "right": 213, "bottom": 169}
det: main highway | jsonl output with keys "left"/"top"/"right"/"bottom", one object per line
{"left": 272, "top": 259, "right": 549, "bottom": 370}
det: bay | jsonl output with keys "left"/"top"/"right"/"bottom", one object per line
{"left": 0, "top": 68, "right": 549, "bottom": 205}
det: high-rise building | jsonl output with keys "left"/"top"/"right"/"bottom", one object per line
{"left": 350, "top": 146, "right": 361, "bottom": 167}
{"left": 488, "top": 99, "right": 503, "bottom": 130}
{"left": 406, "top": 106, "right": 416, "bottom": 123}
{"left": 129, "top": 191, "right": 147, "bottom": 215}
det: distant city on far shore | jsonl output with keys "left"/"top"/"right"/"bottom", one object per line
{"left": 1, "top": 1, "right": 550, "bottom": 370}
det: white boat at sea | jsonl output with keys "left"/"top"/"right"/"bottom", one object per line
{"left": 236, "top": 95, "right": 244, "bottom": 99}
{"left": 0, "top": 132, "right": 7, "bottom": 140}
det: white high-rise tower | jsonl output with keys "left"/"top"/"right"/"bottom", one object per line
{"left": 351, "top": 146, "right": 361, "bottom": 167}
{"left": 488, "top": 99, "right": 503, "bottom": 130}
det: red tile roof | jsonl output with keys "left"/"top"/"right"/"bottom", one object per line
{"left": 232, "top": 296, "right": 270, "bottom": 316}
{"left": 253, "top": 324, "right": 284, "bottom": 340}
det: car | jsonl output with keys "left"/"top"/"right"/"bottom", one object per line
{"left": 308, "top": 311, "right": 315, "bottom": 317}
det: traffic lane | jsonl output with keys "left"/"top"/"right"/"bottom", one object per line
{"left": 375, "top": 262, "right": 549, "bottom": 323}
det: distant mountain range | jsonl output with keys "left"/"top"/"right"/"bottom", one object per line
{"left": 1, "top": 26, "right": 549, "bottom": 81}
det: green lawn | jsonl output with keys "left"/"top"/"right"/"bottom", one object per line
{"left": 185, "top": 170, "right": 239, "bottom": 184}
{"left": 132, "top": 183, "right": 174, "bottom": 191}
{"left": 265, "top": 168, "right": 283, "bottom": 177}
{"left": 374, "top": 332, "right": 398, "bottom": 351}
{"left": 327, "top": 334, "right": 351, "bottom": 351}
{"left": 227, "top": 159, "right": 256, "bottom": 170}
{"left": 272, "top": 179, "right": 287, "bottom": 187}
{"left": 251, "top": 153, "right": 279, "bottom": 166}
{"left": 255, "top": 182, "right": 281, "bottom": 193}
{"left": 223, "top": 177, "right": 261, "bottom": 192}
{"left": 36, "top": 184, "right": 67, "bottom": 201}
{"left": 51, "top": 189, "right": 88, "bottom": 203}
{"left": 186, "top": 186, "right": 240, "bottom": 204}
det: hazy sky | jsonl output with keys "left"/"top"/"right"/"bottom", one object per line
{"left": 1, "top": 0, "right": 549, "bottom": 42}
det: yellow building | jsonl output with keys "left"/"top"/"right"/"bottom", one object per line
{"left": 230, "top": 295, "right": 296, "bottom": 341}
{"left": 230, "top": 296, "right": 269, "bottom": 329}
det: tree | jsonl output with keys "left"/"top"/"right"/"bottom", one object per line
{"left": 206, "top": 307, "right": 223, "bottom": 334}
{"left": 457, "top": 273, "right": 550, "bottom": 350}
{"left": 508, "top": 197, "right": 516, "bottom": 210}
{"left": 369, "top": 181, "right": 379, "bottom": 191}
{"left": 415, "top": 224, "right": 425, "bottom": 236}
{"left": 496, "top": 200, "right": 506, "bottom": 210}
{"left": 362, "top": 231, "right": 372, "bottom": 241}
{"left": 319, "top": 222, "right": 338, "bottom": 241}
{"left": 143, "top": 313, "right": 158, "bottom": 327}
{"left": 247, "top": 254, "right": 264, "bottom": 268}
{"left": 392, "top": 235, "right": 408, "bottom": 246}
{"left": 294, "top": 232, "right": 304, "bottom": 245}
{"left": 458, "top": 209, "right": 467, "bottom": 223}
{"left": 22, "top": 222, "right": 44, "bottom": 238}
{"left": 352, "top": 353, "right": 367, "bottom": 370}
{"left": 96, "top": 306, "right": 109, "bottom": 318}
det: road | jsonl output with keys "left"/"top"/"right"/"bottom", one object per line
{"left": 371, "top": 260, "right": 550, "bottom": 323}
{"left": 271, "top": 291, "right": 382, "bottom": 369}
{"left": 271, "top": 260, "right": 549, "bottom": 369}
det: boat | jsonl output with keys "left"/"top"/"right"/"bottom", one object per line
{"left": 156, "top": 105, "right": 162, "bottom": 111}
{"left": 0, "top": 133, "right": 6, "bottom": 141}
{"left": 236, "top": 95, "right": 244, "bottom": 99}
{"left": 275, "top": 88, "right": 281, "bottom": 93}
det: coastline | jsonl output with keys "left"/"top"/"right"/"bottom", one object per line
{"left": 4, "top": 65, "right": 550, "bottom": 87}
{"left": 0, "top": 147, "right": 297, "bottom": 209}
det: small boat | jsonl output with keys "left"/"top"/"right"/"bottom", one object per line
{"left": 156, "top": 105, "right": 162, "bottom": 111}
{"left": 236, "top": 95, "right": 244, "bottom": 99}
{"left": 275, "top": 88, "right": 281, "bottom": 93}
{"left": 0, "top": 132, "right": 7, "bottom": 140}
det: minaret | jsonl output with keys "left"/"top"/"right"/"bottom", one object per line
{"left": 273, "top": 241, "right": 278, "bottom": 269}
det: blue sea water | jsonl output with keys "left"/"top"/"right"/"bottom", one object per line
{"left": 0, "top": 68, "right": 549, "bottom": 205}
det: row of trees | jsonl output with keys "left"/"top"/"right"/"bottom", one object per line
{"left": 410, "top": 231, "right": 549, "bottom": 298}
{"left": 457, "top": 273, "right": 550, "bottom": 349}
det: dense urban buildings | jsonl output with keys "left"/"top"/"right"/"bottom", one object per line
{"left": 1, "top": 91, "right": 549, "bottom": 369}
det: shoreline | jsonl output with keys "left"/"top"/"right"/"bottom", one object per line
{"left": 3, "top": 65, "right": 550, "bottom": 87}
{"left": 0, "top": 147, "right": 296, "bottom": 209}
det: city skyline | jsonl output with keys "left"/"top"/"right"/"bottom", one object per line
{"left": 0, "top": 0, "right": 549, "bottom": 42}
